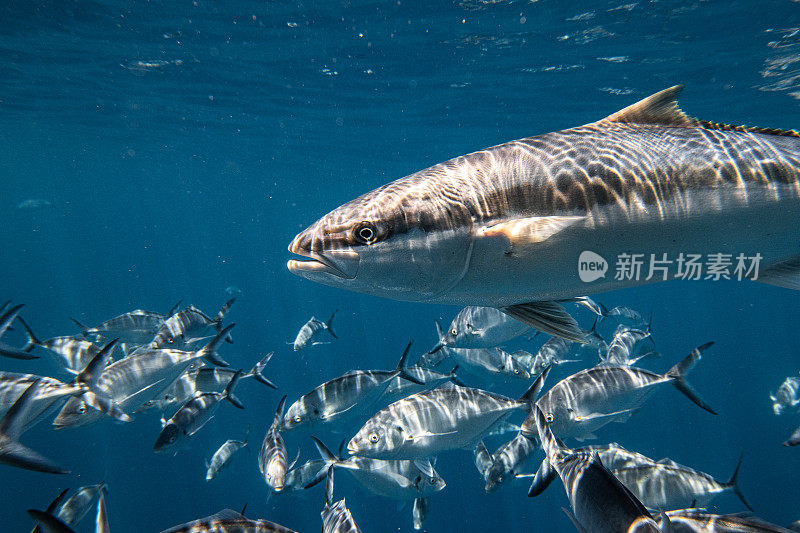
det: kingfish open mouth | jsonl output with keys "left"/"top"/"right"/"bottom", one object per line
{"left": 287, "top": 241, "right": 360, "bottom": 280}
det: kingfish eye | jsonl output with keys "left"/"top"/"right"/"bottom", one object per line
{"left": 545, "top": 413, "right": 554, "bottom": 423}
{"left": 353, "top": 221, "right": 378, "bottom": 245}
{"left": 169, "top": 435, "right": 176, "bottom": 443}
{"left": 369, "top": 433, "right": 379, "bottom": 443}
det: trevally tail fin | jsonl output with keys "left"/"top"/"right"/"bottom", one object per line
{"left": 665, "top": 341, "right": 717, "bottom": 415}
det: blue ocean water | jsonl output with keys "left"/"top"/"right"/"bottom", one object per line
{"left": 1, "top": 0, "right": 800, "bottom": 531}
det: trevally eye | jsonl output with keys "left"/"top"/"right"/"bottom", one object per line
{"left": 545, "top": 413, "right": 554, "bottom": 423}
{"left": 369, "top": 433, "right": 379, "bottom": 443}
{"left": 353, "top": 221, "right": 379, "bottom": 245}
{"left": 294, "top": 416, "right": 302, "bottom": 423}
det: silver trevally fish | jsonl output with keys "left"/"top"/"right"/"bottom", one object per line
{"left": 347, "top": 369, "right": 549, "bottom": 460}
{"left": 611, "top": 455, "right": 752, "bottom": 512}
{"left": 309, "top": 437, "right": 446, "bottom": 501}
{"left": 206, "top": 427, "right": 249, "bottom": 481}
{"left": 153, "top": 370, "right": 244, "bottom": 453}
{"left": 288, "top": 86, "right": 800, "bottom": 335}
{"left": 430, "top": 307, "right": 532, "bottom": 352}
{"left": 523, "top": 342, "right": 716, "bottom": 440}
{"left": 527, "top": 442, "right": 668, "bottom": 497}
{"left": 259, "top": 396, "right": 289, "bottom": 492}
{"left": 478, "top": 432, "right": 541, "bottom": 492}
{"left": 293, "top": 311, "right": 337, "bottom": 352}
{"left": 771, "top": 374, "right": 800, "bottom": 415}
{"left": 441, "top": 345, "right": 531, "bottom": 383}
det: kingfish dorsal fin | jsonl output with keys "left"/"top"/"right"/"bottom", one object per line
{"left": 481, "top": 216, "right": 585, "bottom": 245}
{"left": 599, "top": 85, "right": 698, "bottom": 127}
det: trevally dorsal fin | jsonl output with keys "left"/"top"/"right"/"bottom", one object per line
{"left": 599, "top": 85, "right": 697, "bottom": 127}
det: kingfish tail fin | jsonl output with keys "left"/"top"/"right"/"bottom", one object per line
{"left": 214, "top": 298, "right": 236, "bottom": 343}
{"left": 396, "top": 341, "right": 424, "bottom": 385}
{"left": 0, "top": 303, "right": 24, "bottom": 337}
{"left": 448, "top": 366, "right": 467, "bottom": 387}
{"left": 517, "top": 364, "right": 552, "bottom": 410}
{"left": 16, "top": 317, "right": 40, "bottom": 352}
{"left": 665, "top": 342, "right": 717, "bottom": 415}
{"left": 248, "top": 352, "right": 277, "bottom": 389}
{"left": 70, "top": 318, "right": 89, "bottom": 337}
{"left": 325, "top": 310, "right": 338, "bottom": 339}
{"left": 26, "top": 510, "right": 77, "bottom": 533}
{"left": 224, "top": 370, "right": 245, "bottom": 409}
{"left": 305, "top": 436, "right": 338, "bottom": 489}
{"left": 527, "top": 457, "right": 558, "bottom": 497}
{"left": 501, "top": 301, "right": 588, "bottom": 344}
{"left": 272, "top": 395, "right": 287, "bottom": 429}
{"left": 197, "top": 324, "right": 234, "bottom": 367}
{"left": 1, "top": 381, "right": 70, "bottom": 474}
{"left": 726, "top": 454, "right": 753, "bottom": 512}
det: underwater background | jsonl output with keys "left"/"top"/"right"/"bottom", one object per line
{"left": 1, "top": 0, "right": 799, "bottom": 531}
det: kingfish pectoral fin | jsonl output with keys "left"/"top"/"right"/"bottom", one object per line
{"left": 666, "top": 342, "right": 717, "bottom": 415}
{"left": 480, "top": 216, "right": 585, "bottom": 244}
{"left": 501, "top": 301, "right": 588, "bottom": 345}
{"left": 561, "top": 507, "right": 590, "bottom": 533}
{"left": 27, "top": 509, "right": 77, "bottom": 533}
{"left": 755, "top": 255, "right": 800, "bottom": 290}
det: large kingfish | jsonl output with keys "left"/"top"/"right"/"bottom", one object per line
{"left": 288, "top": 86, "right": 800, "bottom": 338}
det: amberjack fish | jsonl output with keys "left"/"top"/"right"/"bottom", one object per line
{"left": 288, "top": 86, "right": 800, "bottom": 340}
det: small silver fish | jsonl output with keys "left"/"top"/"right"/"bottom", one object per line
{"left": 154, "top": 370, "right": 244, "bottom": 453}
{"left": 206, "top": 427, "right": 249, "bottom": 481}
{"left": 259, "top": 396, "right": 289, "bottom": 492}
{"left": 159, "top": 508, "right": 298, "bottom": 533}
{"left": 771, "top": 374, "right": 800, "bottom": 415}
{"left": 293, "top": 311, "right": 337, "bottom": 351}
